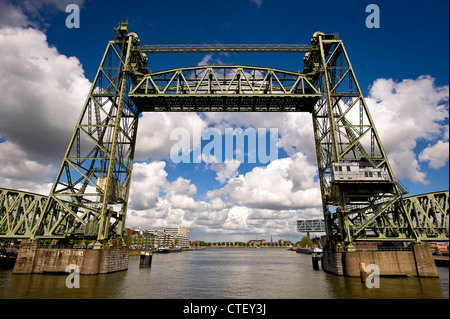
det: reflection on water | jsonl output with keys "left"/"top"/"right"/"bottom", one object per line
{"left": 1, "top": 248, "right": 448, "bottom": 299}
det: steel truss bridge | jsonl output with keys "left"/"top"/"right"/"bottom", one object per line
{"left": 0, "top": 22, "right": 448, "bottom": 250}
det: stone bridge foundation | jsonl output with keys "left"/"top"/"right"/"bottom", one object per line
{"left": 322, "top": 243, "right": 438, "bottom": 277}
{"left": 13, "top": 241, "right": 128, "bottom": 275}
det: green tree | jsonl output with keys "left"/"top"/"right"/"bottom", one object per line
{"left": 299, "top": 236, "right": 314, "bottom": 248}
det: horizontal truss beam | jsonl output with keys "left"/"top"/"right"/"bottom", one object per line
{"left": 139, "top": 44, "right": 311, "bottom": 53}
{"left": 129, "top": 65, "right": 321, "bottom": 111}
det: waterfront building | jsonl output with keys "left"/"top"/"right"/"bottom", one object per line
{"left": 248, "top": 239, "right": 266, "bottom": 245}
{"left": 126, "top": 226, "right": 190, "bottom": 249}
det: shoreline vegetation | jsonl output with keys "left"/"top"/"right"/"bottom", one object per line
{"left": 128, "top": 237, "right": 316, "bottom": 255}
{"left": 128, "top": 245, "right": 298, "bottom": 256}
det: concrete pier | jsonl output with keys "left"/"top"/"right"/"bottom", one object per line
{"left": 139, "top": 251, "right": 152, "bottom": 267}
{"left": 13, "top": 241, "right": 128, "bottom": 275}
{"left": 322, "top": 243, "right": 439, "bottom": 277}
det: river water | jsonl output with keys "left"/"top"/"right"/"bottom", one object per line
{"left": 0, "top": 248, "right": 448, "bottom": 299}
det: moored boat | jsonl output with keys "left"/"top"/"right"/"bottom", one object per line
{"left": 296, "top": 247, "right": 323, "bottom": 255}
{"left": 0, "top": 249, "right": 17, "bottom": 269}
{"left": 158, "top": 246, "right": 182, "bottom": 253}
{"left": 158, "top": 247, "right": 169, "bottom": 253}
{"left": 296, "top": 247, "right": 313, "bottom": 254}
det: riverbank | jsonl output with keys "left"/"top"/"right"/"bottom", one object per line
{"left": 127, "top": 246, "right": 292, "bottom": 255}
{"left": 128, "top": 247, "right": 206, "bottom": 256}
{"left": 194, "top": 246, "right": 294, "bottom": 249}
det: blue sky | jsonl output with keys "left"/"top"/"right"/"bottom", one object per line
{"left": 0, "top": 0, "right": 448, "bottom": 242}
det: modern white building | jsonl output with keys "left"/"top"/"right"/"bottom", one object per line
{"left": 161, "top": 227, "right": 190, "bottom": 248}
{"left": 127, "top": 226, "right": 190, "bottom": 248}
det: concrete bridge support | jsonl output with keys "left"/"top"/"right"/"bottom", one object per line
{"left": 322, "top": 243, "right": 439, "bottom": 277}
{"left": 13, "top": 241, "right": 128, "bottom": 275}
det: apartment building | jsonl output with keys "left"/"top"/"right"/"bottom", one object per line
{"left": 127, "top": 226, "right": 190, "bottom": 248}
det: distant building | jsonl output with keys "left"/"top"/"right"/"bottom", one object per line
{"left": 161, "top": 227, "right": 190, "bottom": 248}
{"left": 126, "top": 226, "right": 190, "bottom": 248}
{"left": 248, "top": 239, "right": 265, "bottom": 245}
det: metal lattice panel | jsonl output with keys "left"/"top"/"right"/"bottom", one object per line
{"left": 130, "top": 66, "right": 321, "bottom": 112}
{"left": 297, "top": 219, "right": 326, "bottom": 232}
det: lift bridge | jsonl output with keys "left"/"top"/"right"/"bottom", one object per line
{"left": 0, "top": 22, "right": 448, "bottom": 250}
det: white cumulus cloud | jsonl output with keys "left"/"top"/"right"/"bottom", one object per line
{"left": 366, "top": 75, "right": 449, "bottom": 184}
{"left": 207, "top": 152, "right": 321, "bottom": 210}
{"left": 419, "top": 140, "right": 449, "bottom": 169}
{"left": 0, "top": 26, "right": 90, "bottom": 193}
{"left": 0, "top": 27, "right": 91, "bottom": 161}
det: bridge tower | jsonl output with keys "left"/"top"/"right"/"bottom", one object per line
{"left": 306, "top": 32, "right": 413, "bottom": 250}
{"left": 33, "top": 22, "right": 146, "bottom": 246}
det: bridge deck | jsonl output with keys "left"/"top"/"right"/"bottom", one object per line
{"left": 130, "top": 95, "right": 320, "bottom": 112}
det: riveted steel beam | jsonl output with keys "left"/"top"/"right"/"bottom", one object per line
{"left": 139, "top": 43, "right": 310, "bottom": 53}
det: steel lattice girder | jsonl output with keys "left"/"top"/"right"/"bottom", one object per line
{"left": 338, "top": 191, "right": 449, "bottom": 241}
{"left": 139, "top": 43, "right": 311, "bottom": 53}
{"left": 129, "top": 65, "right": 321, "bottom": 112}
{"left": 401, "top": 191, "right": 449, "bottom": 241}
{"left": 0, "top": 188, "right": 47, "bottom": 238}
{"left": 0, "top": 188, "right": 101, "bottom": 239}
